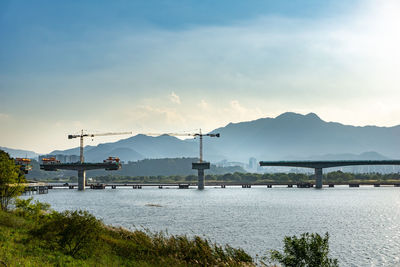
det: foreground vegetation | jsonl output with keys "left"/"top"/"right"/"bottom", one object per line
{"left": 0, "top": 198, "right": 339, "bottom": 266}
{"left": 0, "top": 150, "right": 26, "bottom": 210}
{"left": 266, "top": 233, "right": 338, "bottom": 267}
{"left": 0, "top": 198, "right": 254, "bottom": 266}
{"left": 1, "top": 149, "right": 339, "bottom": 266}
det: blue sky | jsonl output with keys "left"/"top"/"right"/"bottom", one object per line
{"left": 1, "top": 0, "right": 400, "bottom": 153}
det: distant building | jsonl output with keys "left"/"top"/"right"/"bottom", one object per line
{"left": 215, "top": 159, "right": 228, "bottom": 167}
{"left": 67, "top": 155, "right": 80, "bottom": 163}
{"left": 248, "top": 157, "right": 257, "bottom": 171}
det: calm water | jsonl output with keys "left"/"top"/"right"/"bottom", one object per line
{"left": 30, "top": 186, "right": 400, "bottom": 266}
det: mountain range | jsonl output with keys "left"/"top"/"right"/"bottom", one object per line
{"left": 208, "top": 112, "right": 400, "bottom": 161}
{"left": 0, "top": 146, "right": 39, "bottom": 159}
{"left": 3, "top": 112, "right": 400, "bottom": 163}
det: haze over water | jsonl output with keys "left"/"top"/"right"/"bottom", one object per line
{"left": 30, "top": 186, "right": 400, "bottom": 266}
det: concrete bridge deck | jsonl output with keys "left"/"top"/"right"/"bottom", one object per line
{"left": 40, "top": 162, "right": 121, "bottom": 190}
{"left": 259, "top": 160, "right": 400, "bottom": 188}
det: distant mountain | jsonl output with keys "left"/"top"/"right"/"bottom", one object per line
{"left": 208, "top": 112, "right": 400, "bottom": 161}
{"left": 46, "top": 112, "right": 400, "bottom": 163}
{"left": 51, "top": 145, "right": 96, "bottom": 156}
{"left": 0, "top": 146, "right": 39, "bottom": 159}
{"left": 111, "top": 134, "right": 197, "bottom": 159}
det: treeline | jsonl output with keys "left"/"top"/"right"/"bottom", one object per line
{"left": 92, "top": 171, "right": 400, "bottom": 184}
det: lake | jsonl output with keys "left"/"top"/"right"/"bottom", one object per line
{"left": 29, "top": 186, "right": 400, "bottom": 266}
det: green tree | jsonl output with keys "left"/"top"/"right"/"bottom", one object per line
{"left": 0, "top": 150, "right": 26, "bottom": 211}
{"left": 266, "top": 232, "right": 338, "bottom": 267}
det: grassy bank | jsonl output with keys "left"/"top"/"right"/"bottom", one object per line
{"left": 0, "top": 200, "right": 254, "bottom": 266}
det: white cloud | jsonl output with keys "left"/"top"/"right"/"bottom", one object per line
{"left": 169, "top": 92, "right": 181, "bottom": 104}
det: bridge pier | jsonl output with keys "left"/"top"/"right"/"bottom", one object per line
{"left": 315, "top": 168, "right": 323, "bottom": 189}
{"left": 78, "top": 170, "right": 86, "bottom": 191}
{"left": 192, "top": 162, "right": 210, "bottom": 190}
{"left": 198, "top": 169, "right": 205, "bottom": 189}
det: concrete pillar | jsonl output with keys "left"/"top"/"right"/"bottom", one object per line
{"left": 78, "top": 170, "right": 86, "bottom": 191}
{"left": 197, "top": 169, "right": 205, "bottom": 190}
{"left": 192, "top": 162, "right": 210, "bottom": 190}
{"left": 315, "top": 168, "right": 323, "bottom": 189}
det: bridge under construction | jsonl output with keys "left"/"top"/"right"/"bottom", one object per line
{"left": 40, "top": 130, "right": 131, "bottom": 190}
{"left": 40, "top": 162, "right": 121, "bottom": 190}
{"left": 39, "top": 129, "right": 220, "bottom": 191}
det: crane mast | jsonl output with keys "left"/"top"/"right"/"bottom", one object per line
{"left": 80, "top": 130, "right": 84, "bottom": 163}
{"left": 199, "top": 130, "right": 203, "bottom": 162}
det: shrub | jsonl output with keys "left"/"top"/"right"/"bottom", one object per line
{"left": 266, "top": 232, "right": 338, "bottom": 267}
{"left": 15, "top": 197, "right": 50, "bottom": 219}
{"left": 30, "top": 210, "right": 103, "bottom": 258}
{"left": 0, "top": 210, "right": 25, "bottom": 228}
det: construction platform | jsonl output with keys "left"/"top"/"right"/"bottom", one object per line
{"left": 40, "top": 162, "right": 120, "bottom": 171}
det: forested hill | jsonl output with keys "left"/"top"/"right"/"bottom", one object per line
{"left": 86, "top": 157, "right": 244, "bottom": 177}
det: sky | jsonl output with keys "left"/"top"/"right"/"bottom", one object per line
{"left": 1, "top": 0, "right": 400, "bottom": 153}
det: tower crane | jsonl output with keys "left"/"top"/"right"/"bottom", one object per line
{"left": 68, "top": 130, "right": 132, "bottom": 163}
{"left": 145, "top": 129, "right": 220, "bottom": 190}
{"left": 145, "top": 129, "right": 220, "bottom": 162}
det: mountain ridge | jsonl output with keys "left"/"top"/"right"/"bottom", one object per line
{"left": 2, "top": 112, "right": 400, "bottom": 163}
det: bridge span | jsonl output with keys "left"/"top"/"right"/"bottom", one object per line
{"left": 40, "top": 162, "right": 121, "bottom": 190}
{"left": 259, "top": 160, "right": 400, "bottom": 189}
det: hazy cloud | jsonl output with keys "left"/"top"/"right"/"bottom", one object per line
{"left": 198, "top": 99, "right": 209, "bottom": 110}
{"left": 125, "top": 105, "right": 186, "bottom": 129}
{"left": 224, "top": 100, "right": 264, "bottom": 122}
{"left": 169, "top": 92, "right": 181, "bottom": 104}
